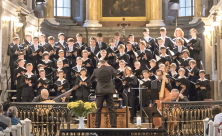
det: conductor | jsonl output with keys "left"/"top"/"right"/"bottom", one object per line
{"left": 90, "top": 60, "right": 117, "bottom": 128}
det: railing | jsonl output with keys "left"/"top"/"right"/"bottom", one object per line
{"left": 59, "top": 128, "right": 167, "bottom": 136}
{"left": 161, "top": 100, "right": 222, "bottom": 136}
{"left": 0, "top": 119, "right": 31, "bottom": 136}
{"left": 11, "top": 102, "right": 70, "bottom": 136}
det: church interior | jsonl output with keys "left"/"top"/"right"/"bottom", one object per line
{"left": 0, "top": 0, "right": 222, "bottom": 136}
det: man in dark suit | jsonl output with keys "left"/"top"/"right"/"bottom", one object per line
{"left": 74, "top": 33, "right": 87, "bottom": 56}
{"left": 21, "top": 33, "right": 32, "bottom": 61}
{"left": 90, "top": 60, "right": 117, "bottom": 128}
{"left": 86, "top": 37, "right": 100, "bottom": 68}
{"left": 96, "top": 33, "right": 107, "bottom": 50}
{"left": 128, "top": 34, "right": 139, "bottom": 51}
{"left": 55, "top": 33, "right": 68, "bottom": 49}
{"left": 155, "top": 27, "right": 174, "bottom": 50}
{"left": 141, "top": 28, "right": 157, "bottom": 52}
{"left": 27, "top": 36, "right": 43, "bottom": 74}
{"left": 8, "top": 37, "right": 21, "bottom": 90}
{"left": 136, "top": 41, "right": 153, "bottom": 69}
{"left": 39, "top": 34, "right": 47, "bottom": 47}
{"left": 114, "top": 31, "right": 125, "bottom": 47}
{"left": 188, "top": 28, "right": 202, "bottom": 69}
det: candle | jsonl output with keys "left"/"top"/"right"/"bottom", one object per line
{"left": 137, "top": 117, "right": 141, "bottom": 126}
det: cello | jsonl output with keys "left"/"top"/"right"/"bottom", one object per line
{"left": 153, "top": 62, "right": 171, "bottom": 128}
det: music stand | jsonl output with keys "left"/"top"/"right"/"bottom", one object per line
{"left": 132, "top": 87, "right": 148, "bottom": 118}
{"left": 142, "top": 89, "right": 159, "bottom": 104}
{"left": 143, "top": 107, "right": 162, "bottom": 128}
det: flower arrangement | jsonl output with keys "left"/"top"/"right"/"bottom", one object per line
{"left": 67, "top": 100, "right": 97, "bottom": 117}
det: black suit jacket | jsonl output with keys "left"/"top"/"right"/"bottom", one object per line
{"left": 141, "top": 37, "right": 158, "bottom": 51}
{"left": 20, "top": 74, "right": 37, "bottom": 97}
{"left": 123, "top": 75, "right": 138, "bottom": 95}
{"left": 90, "top": 65, "right": 117, "bottom": 94}
{"left": 36, "top": 77, "right": 51, "bottom": 95}
{"left": 156, "top": 36, "right": 174, "bottom": 50}
{"left": 27, "top": 45, "right": 43, "bottom": 65}
{"left": 151, "top": 79, "right": 172, "bottom": 92}
{"left": 55, "top": 41, "right": 68, "bottom": 48}
{"left": 8, "top": 44, "right": 20, "bottom": 67}
{"left": 75, "top": 76, "right": 91, "bottom": 97}
{"left": 74, "top": 42, "right": 87, "bottom": 56}
{"left": 136, "top": 49, "right": 153, "bottom": 70}
{"left": 116, "top": 40, "right": 125, "bottom": 46}
{"left": 96, "top": 42, "right": 107, "bottom": 50}
{"left": 173, "top": 37, "right": 188, "bottom": 47}
{"left": 188, "top": 38, "right": 202, "bottom": 60}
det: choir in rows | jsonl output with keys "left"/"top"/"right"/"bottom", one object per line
{"left": 8, "top": 27, "right": 211, "bottom": 123}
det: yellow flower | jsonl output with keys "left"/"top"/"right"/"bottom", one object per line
{"left": 77, "top": 100, "right": 84, "bottom": 104}
{"left": 91, "top": 102, "right": 97, "bottom": 109}
{"left": 84, "top": 102, "right": 92, "bottom": 110}
{"left": 67, "top": 102, "right": 79, "bottom": 109}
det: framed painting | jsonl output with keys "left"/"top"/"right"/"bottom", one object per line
{"left": 98, "top": 0, "right": 150, "bottom": 21}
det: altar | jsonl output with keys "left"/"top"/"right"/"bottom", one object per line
{"left": 87, "top": 107, "right": 130, "bottom": 128}
{"left": 87, "top": 98, "right": 130, "bottom": 128}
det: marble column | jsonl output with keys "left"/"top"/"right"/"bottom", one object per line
{"left": 146, "top": 0, "right": 165, "bottom": 27}
{"left": 27, "top": 0, "right": 33, "bottom": 13}
{"left": 83, "top": 0, "right": 102, "bottom": 27}
{"left": 44, "top": 0, "right": 59, "bottom": 25}
{"left": 189, "top": 0, "right": 203, "bottom": 24}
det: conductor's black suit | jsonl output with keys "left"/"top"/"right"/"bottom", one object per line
{"left": 90, "top": 65, "right": 117, "bottom": 128}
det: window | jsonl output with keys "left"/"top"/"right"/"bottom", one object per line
{"left": 178, "top": 0, "right": 194, "bottom": 17}
{"left": 54, "top": 0, "right": 71, "bottom": 18}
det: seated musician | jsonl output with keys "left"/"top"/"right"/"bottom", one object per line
{"left": 151, "top": 69, "right": 172, "bottom": 94}
{"left": 170, "top": 89, "right": 189, "bottom": 102}
{"left": 32, "top": 89, "right": 66, "bottom": 102}
{"left": 196, "top": 70, "right": 211, "bottom": 101}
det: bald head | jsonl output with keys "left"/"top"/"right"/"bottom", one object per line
{"left": 41, "top": 89, "right": 49, "bottom": 100}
